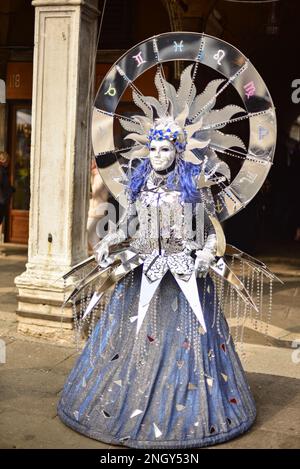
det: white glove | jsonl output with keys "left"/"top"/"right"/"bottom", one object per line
{"left": 94, "top": 232, "right": 122, "bottom": 268}
{"left": 195, "top": 249, "right": 215, "bottom": 277}
{"left": 194, "top": 234, "right": 217, "bottom": 277}
{"left": 95, "top": 242, "right": 113, "bottom": 268}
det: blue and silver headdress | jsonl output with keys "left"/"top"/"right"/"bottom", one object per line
{"left": 119, "top": 64, "right": 247, "bottom": 181}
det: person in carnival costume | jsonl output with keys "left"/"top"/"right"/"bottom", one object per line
{"left": 58, "top": 61, "right": 278, "bottom": 448}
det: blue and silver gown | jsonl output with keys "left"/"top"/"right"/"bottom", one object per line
{"left": 57, "top": 176, "right": 256, "bottom": 448}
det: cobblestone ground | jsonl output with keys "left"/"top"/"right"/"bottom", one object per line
{"left": 0, "top": 243, "right": 299, "bottom": 449}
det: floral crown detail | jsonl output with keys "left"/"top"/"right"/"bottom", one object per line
{"left": 147, "top": 120, "right": 188, "bottom": 152}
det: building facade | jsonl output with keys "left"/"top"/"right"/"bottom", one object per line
{"left": 0, "top": 0, "right": 299, "bottom": 341}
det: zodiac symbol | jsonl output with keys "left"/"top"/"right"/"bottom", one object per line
{"left": 215, "top": 200, "right": 223, "bottom": 214}
{"left": 173, "top": 40, "right": 184, "bottom": 53}
{"left": 239, "top": 172, "right": 257, "bottom": 184}
{"left": 104, "top": 83, "right": 116, "bottom": 97}
{"left": 132, "top": 51, "right": 146, "bottom": 67}
{"left": 244, "top": 81, "right": 256, "bottom": 99}
{"left": 213, "top": 49, "right": 225, "bottom": 65}
{"left": 258, "top": 126, "right": 269, "bottom": 140}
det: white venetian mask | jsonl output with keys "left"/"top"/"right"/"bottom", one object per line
{"left": 149, "top": 139, "right": 176, "bottom": 172}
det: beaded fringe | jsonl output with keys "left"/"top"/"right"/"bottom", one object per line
{"left": 60, "top": 256, "right": 273, "bottom": 368}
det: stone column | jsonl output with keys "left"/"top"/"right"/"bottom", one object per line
{"left": 15, "top": 0, "right": 99, "bottom": 343}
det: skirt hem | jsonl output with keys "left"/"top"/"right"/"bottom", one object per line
{"left": 57, "top": 404, "right": 256, "bottom": 449}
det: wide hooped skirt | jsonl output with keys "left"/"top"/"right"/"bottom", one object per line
{"left": 58, "top": 267, "right": 256, "bottom": 448}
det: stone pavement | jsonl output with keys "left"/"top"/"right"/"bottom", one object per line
{"left": 0, "top": 242, "right": 299, "bottom": 449}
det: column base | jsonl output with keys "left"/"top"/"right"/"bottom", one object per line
{"left": 15, "top": 265, "right": 76, "bottom": 345}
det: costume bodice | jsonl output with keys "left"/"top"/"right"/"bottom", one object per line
{"left": 129, "top": 172, "right": 206, "bottom": 255}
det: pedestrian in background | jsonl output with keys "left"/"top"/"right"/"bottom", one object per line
{"left": 0, "top": 152, "right": 14, "bottom": 239}
{"left": 87, "top": 158, "right": 108, "bottom": 249}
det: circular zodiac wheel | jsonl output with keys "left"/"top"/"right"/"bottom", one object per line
{"left": 92, "top": 32, "right": 276, "bottom": 222}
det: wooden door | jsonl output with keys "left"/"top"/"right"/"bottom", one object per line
{"left": 7, "top": 102, "right": 31, "bottom": 243}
